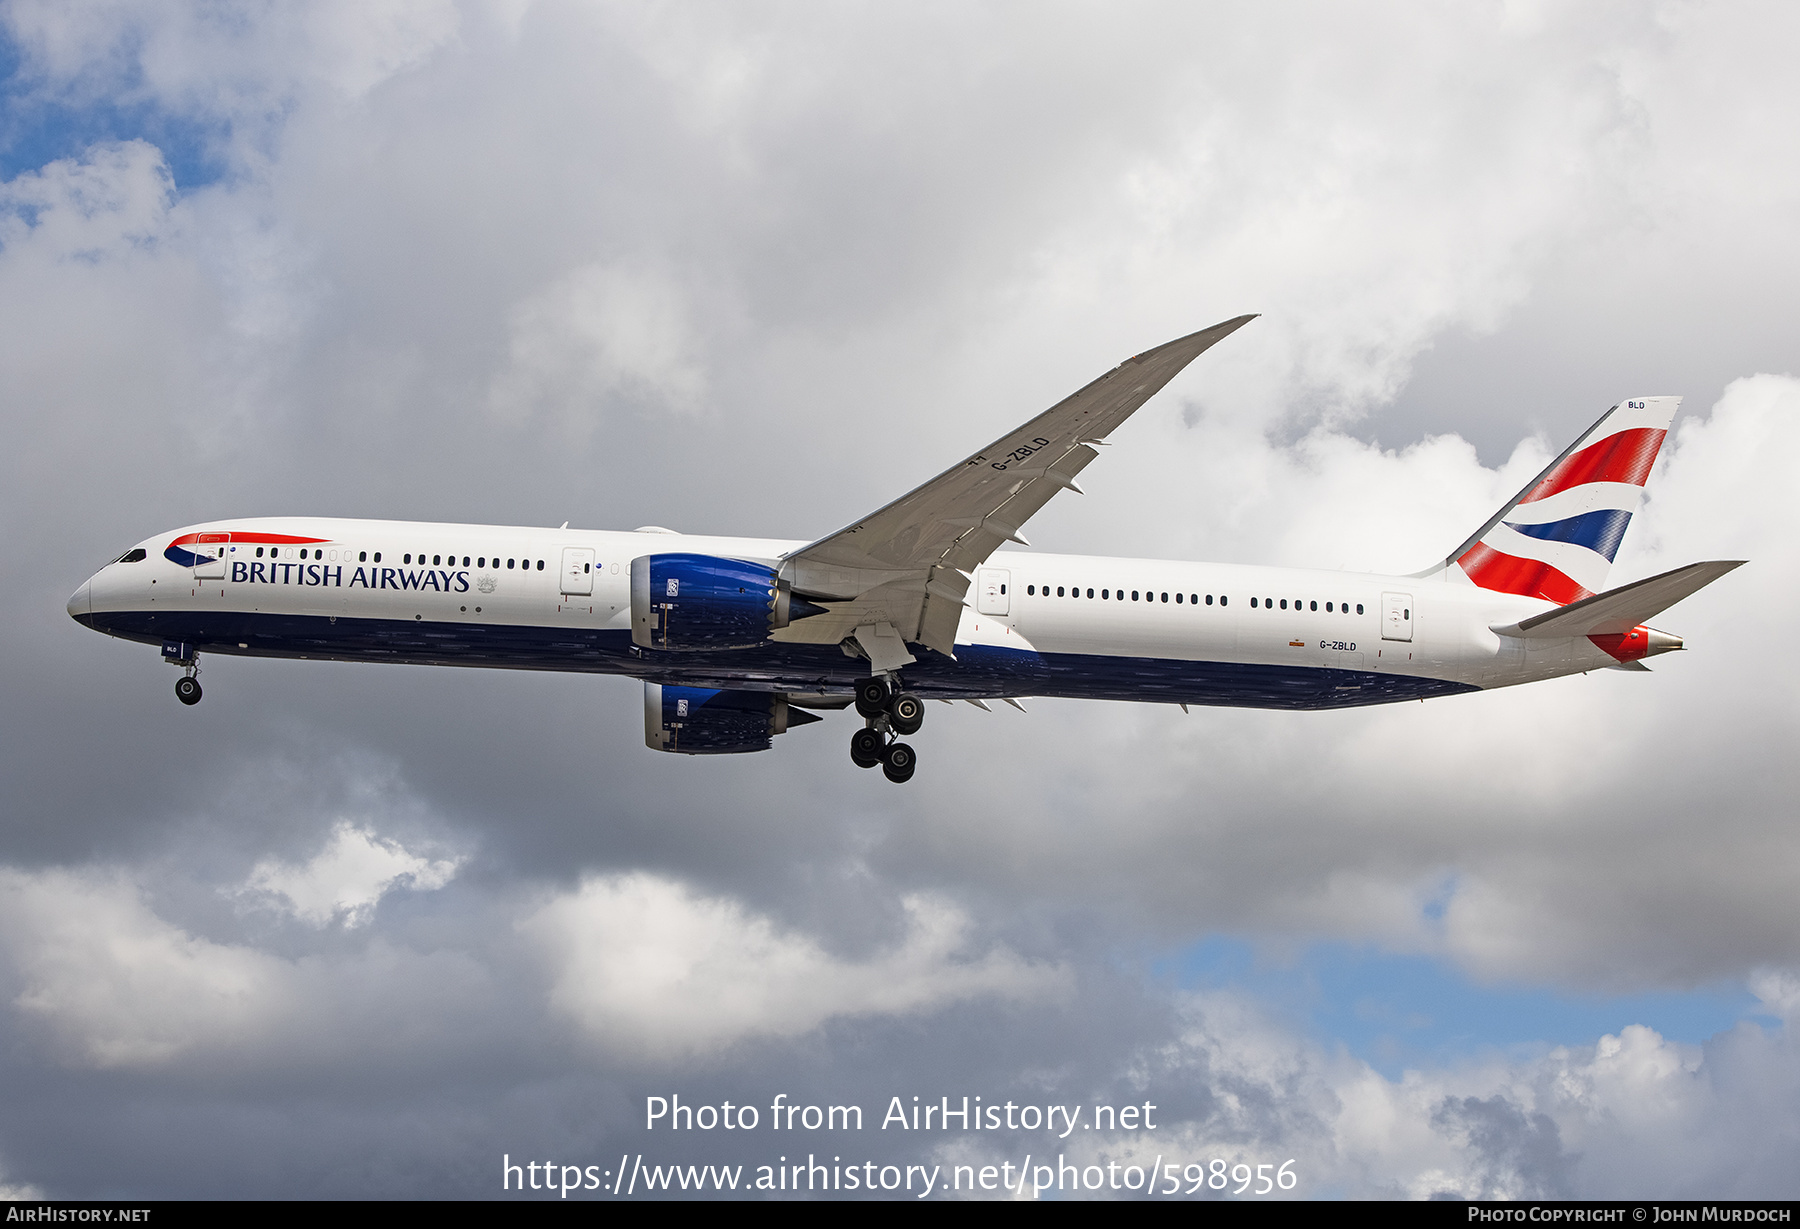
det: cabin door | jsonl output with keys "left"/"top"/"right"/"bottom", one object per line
{"left": 976, "top": 568, "right": 1010, "bottom": 616}
{"left": 560, "top": 547, "right": 595, "bottom": 596}
{"left": 192, "top": 533, "right": 229, "bottom": 579}
{"left": 1381, "top": 592, "right": 1413, "bottom": 642}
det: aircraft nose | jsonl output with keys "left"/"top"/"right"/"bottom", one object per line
{"left": 67, "top": 578, "right": 92, "bottom": 624}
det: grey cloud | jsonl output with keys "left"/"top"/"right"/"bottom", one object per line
{"left": 1430, "top": 1095, "right": 1575, "bottom": 1201}
{"left": 2, "top": 0, "right": 1798, "bottom": 1198}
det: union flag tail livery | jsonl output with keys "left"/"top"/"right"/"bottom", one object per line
{"left": 1442, "top": 397, "right": 1678, "bottom": 605}
{"left": 65, "top": 319, "right": 1744, "bottom": 783}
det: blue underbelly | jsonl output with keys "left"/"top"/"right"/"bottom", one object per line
{"left": 85, "top": 609, "right": 1478, "bottom": 711}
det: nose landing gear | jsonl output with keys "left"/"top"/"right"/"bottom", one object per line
{"left": 849, "top": 676, "right": 924, "bottom": 782}
{"left": 164, "top": 644, "right": 202, "bottom": 706}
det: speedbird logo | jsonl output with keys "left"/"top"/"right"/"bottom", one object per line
{"left": 162, "top": 530, "right": 325, "bottom": 568}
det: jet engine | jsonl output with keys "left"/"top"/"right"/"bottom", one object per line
{"left": 643, "top": 683, "right": 822, "bottom": 754}
{"left": 630, "top": 553, "right": 826, "bottom": 651}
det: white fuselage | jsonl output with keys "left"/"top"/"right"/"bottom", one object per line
{"left": 69, "top": 516, "right": 1627, "bottom": 709}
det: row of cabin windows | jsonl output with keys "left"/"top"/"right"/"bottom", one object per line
{"left": 1028, "top": 585, "right": 1228, "bottom": 606}
{"left": 254, "top": 546, "right": 379, "bottom": 561}
{"left": 250, "top": 546, "right": 546, "bottom": 571}
{"left": 1025, "top": 583, "right": 1365, "bottom": 616}
{"left": 1248, "top": 598, "right": 1364, "bottom": 614}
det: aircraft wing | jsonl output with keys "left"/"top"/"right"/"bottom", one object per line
{"left": 1491, "top": 559, "right": 1745, "bottom": 638}
{"left": 777, "top": 315, "right": 1256, "bottom": 659}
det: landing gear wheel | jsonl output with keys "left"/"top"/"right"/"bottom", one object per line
{"left": 880, "top": 741, "right": 916, "bottom": 784}
{"left": 850, "top": 727, "right": 884, "bottom": 769}
{"left": 888, "top": 692, "right": 925, "bottom": 736}
{"left": 854, "top": 677, "right": 892, "bottom": 719}
{"left": 175, "top": 676, "right": 203, "bottom": 706}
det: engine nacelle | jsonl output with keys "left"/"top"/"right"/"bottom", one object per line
{"left": 630, "top": 553, "right": 824, "bottom": 651}
{"left": 643, "top": 683, "right": 821, "bottom": 755}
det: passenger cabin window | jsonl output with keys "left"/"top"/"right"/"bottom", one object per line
{"left": 404, "top": 554, "right": 412, "bottom": 564}
{"left": 373, "top": 552, "right": 381, "bottom": 563}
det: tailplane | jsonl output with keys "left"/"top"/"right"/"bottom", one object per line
{"left": 1428, "top": 397, "right": 1679, "bottom": 604}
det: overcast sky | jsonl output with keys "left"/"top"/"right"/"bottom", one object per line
{"left": 2, "top": 0, "right": 1797, "bottom": 1200}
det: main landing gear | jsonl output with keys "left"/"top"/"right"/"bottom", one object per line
{"left": 850, "top": 676, "right": 922, "bottom": 783}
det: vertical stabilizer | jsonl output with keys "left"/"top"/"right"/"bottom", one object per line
{"left": 1433, "top": 397, "right": 1678, "bottom": 605}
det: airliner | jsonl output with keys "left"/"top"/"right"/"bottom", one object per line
{"left": 66, "top": 316, "right": 1741, "bottom": 782}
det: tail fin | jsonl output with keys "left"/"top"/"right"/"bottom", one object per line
{"left": 1430, "top": 397, "right": 1679, "bottom": 605}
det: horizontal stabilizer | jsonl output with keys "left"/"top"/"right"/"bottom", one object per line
{"left": 1493, "top": 560, "right": 1745, "bottom": 639}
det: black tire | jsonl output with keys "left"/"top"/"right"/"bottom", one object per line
{"left": 854, "top": 676, "right": 892, "bottom": 719}
{"left": 850, "top": 727, "right": 884, "bottom": 768}
{"left": 881, "top": 741, "right": 916, "bottom": 783}
{"left": 175, "top": 676, "right": 202, "bottom": 706}
{"left": 889, "top": 692, "right": 925, "bottom": 735}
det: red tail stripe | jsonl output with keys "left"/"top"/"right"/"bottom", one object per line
{"left": 1457, "top": 542, "right": 1592, "bottom": 605}
{"left": 1589, "top": 629, "right": 1651, "bottom": 662}
{"left": 1519, "top": 427, "right": 1666, "bottom": 504}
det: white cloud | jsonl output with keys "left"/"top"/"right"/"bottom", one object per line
{"left": 240, "top": 821, "right": 461, "bottom": 928}
{"left": 936, "top": 987, "right": 1800, "bottom": 1199}
{"left": 5, "top": 0, "right": 1800, "bottom": 1197}
{"left": 487, "top": 261, "right": 708, "bottom": 433}
{"left": 523, "top": 872, "right": 1070, "bottom": 1058}
{"left": 0, "top": 140, "right": 174, "bottom": 258}
{"left": 0, "top": 868, "right": 291, "bottom": 1069}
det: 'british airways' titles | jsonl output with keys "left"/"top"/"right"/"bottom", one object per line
{"left": 229, "top": 561, "right": 471, "bottom": 592}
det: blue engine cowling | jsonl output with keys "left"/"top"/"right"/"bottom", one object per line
{"left": 630, "top": 553, "right": 825, "bottom": 651}
{"left": 643, "top": 684, "right": 822, "bottom": 755}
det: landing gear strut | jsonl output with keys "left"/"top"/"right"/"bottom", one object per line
{"left": 849, "top": 676, "right": 924, "bottom": 782}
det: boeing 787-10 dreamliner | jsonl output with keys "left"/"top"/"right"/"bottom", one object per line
{"left": 67, "top": 315, "right": 1742, "bottom": 781}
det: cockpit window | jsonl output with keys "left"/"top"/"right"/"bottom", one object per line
{"left": 115, "top": 548, "right": 147, "bottom": 564}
